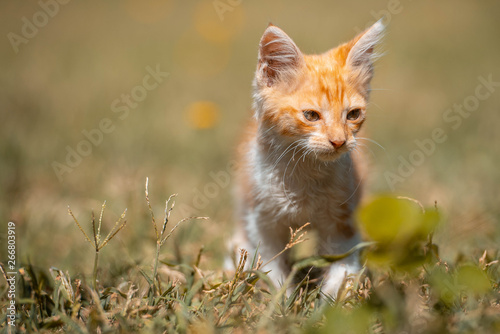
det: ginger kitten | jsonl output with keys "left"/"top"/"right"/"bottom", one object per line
{"left": 232, "top": 20, "right": 384, "bottom": 296}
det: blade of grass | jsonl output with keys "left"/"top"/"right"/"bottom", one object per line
{"left": 98, "top": 208, "right": 127, "bottom": 250}
{"left": 68, "top": 206, "right": 93, "bottom": 246}
{"left": 97, "top": 201, "right": 106, "bottom": 245}
{"left": 145, "top": 177, "right": 159, "bottom": 240}
{"left": 160, "top": 216, "right": 209, "bottom": 246}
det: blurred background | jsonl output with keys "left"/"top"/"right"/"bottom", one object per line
{"left": 1, "top": 0, "right": 499, "bottom": 278}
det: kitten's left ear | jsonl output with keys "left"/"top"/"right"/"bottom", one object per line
{"left": 256, "top": 24, "right": 305, "bottom": 87}
{"left": 345, "top": 19, "right": 385, "bottom": 85}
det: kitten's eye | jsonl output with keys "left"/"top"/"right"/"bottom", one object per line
{"left": 347, "top": 108, "right": 362, "bottom": 121}
{"left": 303, "top": 110, "right": 320, "bottom": 122}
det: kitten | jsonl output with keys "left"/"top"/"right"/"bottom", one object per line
{"left": 231, "top": 20, "right": 384, "bottom": 297}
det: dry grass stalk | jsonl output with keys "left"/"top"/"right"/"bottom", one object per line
{"left": 68, "top": 202, "right": 127, "bottom": 292}
{"left": 262, "top": 222, "right": 310, "bottom": 268}
{"left": 144, "top": 177, "right": 209, "bottom": 303}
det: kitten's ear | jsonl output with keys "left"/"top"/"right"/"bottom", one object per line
{"left": 345, "top": 19, "right": 385, "bottom": 85}
{"left": 256, "top": 24, "right": 304, "bottom": 87}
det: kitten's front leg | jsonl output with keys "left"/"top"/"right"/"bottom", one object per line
{"left": 249, "top": 216, "right": 293, "bottom": 289}
{"left": 322, "top": 255, "right": 361, "bottom": 298}
{"left": 316, "top": 222, "right": 362, "bottom": 298}
{"left": 257, "top": 236, "right": 292, "bottom": 288}
{"left": 224, "top": 224, "right": 290, "bottom": 287}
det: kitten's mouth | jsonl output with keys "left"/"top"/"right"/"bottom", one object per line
{"left": 314, "top": 146, "right": 351, "bottom": 161}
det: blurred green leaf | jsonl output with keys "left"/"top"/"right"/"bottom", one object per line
{"left": 420, "top": 210, "right": 441, "bottom": 237}
{"left": 315, "top": 306, "right": 373, "bottom": 334}
{"left": 456, "top": 265, "right": 491, "bottom": 295}
{"left": 358, "top": 196, "right": 421, "bottom": 244}
{"left": 293, "top": 242, "right": 375, "bottom": 270}
{"left": 429, "top": 267, "right": 458, "bottom": 306}
{"left": 358, "top": 196, "right": 440, "bottom": 271}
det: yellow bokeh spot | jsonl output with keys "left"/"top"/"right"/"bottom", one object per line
{"left": 186, "top": 101, "right": 220, "bottom": 129}
{"left": 124, "top": 0, "right": 175, "bottom": 24}
{"left": 193, "top": 1, "right": 245, "bottom": 44}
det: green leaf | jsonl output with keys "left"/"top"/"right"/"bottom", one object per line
{"left": 429, "top": 267, "right": 458, "bottom": 306}
{"left": 293, "top": 242, "right": 375, "bottom": 270}
{"left": 420, "top": 210, "right": 440, "bottom": 237}
{"left": 139, "top": 268, "right": 153, "bottom": 286}
{"left": 358, "top": 196, "right": 421, "bottom": 244}
{"left": 358, "top": 196, "right": 441, "bottom": 272}
{"left": 456, "top": 265, "right": 491, "bottom": 295}
{"left": 318, "top": 305, "right": 373, "bottom": 334}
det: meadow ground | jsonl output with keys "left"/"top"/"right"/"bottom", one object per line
{"left": 1, "top": 1, "right": 500, "bottom": 332}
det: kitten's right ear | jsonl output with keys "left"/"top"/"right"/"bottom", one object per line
{"left": 256, "top": 24, "right": 304, "bottom": 87}
{"left": 344, "top": 20, "right": 385, "bottom": 87}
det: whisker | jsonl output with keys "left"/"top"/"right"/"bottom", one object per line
{"left": 283, "top": 143, "right": 305, "bottom": 178}
{"left": 356, "top": 137, "right": 386, "bottom": 150}
{"left": 291, "top": 149, "right": 310, "bottom": 176}
{"left": 347, "top": 150, "right": 355, "bottom": 173}
{"left": 281, "top": 144, "right": 307, "bottom": 205}
{"left": 270, "top": 140, "right": 302, "bottom": 169}
{"left": 367, "top": 88, "right": 393, "bottom": 92}
{"left": 340, "top": 172, "right": 364, "bottom": 206}
{"left": 261, "top": 124, "right": 277, "bottom": 136}
{"left": 302, "top": 148, "right": 311, "bottom": 162}
{"left": 356, "top": 142, "right": 376, "bottom": 158}
{"left": 366, "top": 101, "right": 386, "bottom": 113}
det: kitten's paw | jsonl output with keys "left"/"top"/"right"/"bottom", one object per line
{"left": 322, "top": 263, "right": 359, "bottom": 299}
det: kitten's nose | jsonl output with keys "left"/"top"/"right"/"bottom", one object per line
{"left": 330, "top": 139, "right": 345, "bottom": 149}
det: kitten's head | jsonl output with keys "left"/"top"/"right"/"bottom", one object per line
{"left": 253, "top": 20, "right": 384, "bottom": 161}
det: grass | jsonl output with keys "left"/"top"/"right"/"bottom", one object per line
{"left": 68, "top": 201, "right": 127, "bottom": 292}
{"left": 1, "top": 1, "right": 500, "bottom": 333}
{"left": 1, "top": 189, "right": 499, "bottom": 333}
{"left": 143, "top": 177, "right": 208, "bottom": 305}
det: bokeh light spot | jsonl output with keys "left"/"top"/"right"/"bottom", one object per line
{"left": 186, "top": 101, "right": 220, "bottom": 129}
